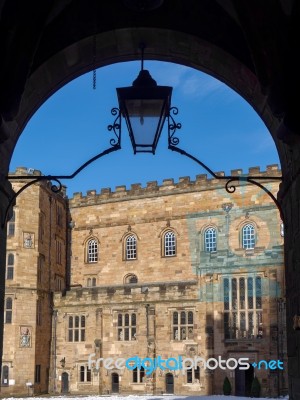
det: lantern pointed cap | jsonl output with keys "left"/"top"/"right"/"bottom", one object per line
{"left": 132, "top": 69, "right": 157, "bottom": 87}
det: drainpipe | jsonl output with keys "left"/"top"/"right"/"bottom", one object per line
{"left": 52, "top": 309, "right": 58, "bottom": 393}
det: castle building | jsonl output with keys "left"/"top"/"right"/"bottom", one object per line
{"left": 1, "top": 165, "right": 287, "bottom": 397}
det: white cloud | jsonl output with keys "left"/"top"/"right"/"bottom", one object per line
{"left": 147, "top": 61, "right": 232, "bottom": 101}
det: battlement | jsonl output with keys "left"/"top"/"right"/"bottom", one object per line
{"left": 9, "top": 167, "right": 67, "bottom": 197}
{"left": 69, "top": 164, "right": 281, "bottom": 207}
{"left": 9, "top": 166, "right": 43, "bottom": 176}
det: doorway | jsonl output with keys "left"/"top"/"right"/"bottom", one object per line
{"left": 235, "top": 365, "right": 254, "bottom": 396}
{"left": 111, "top": 372, "right": 119, "bottom": 393}
{"left": 165, "top": 373, "right": 174, "bottom": 394}
{"left": 61, "top": 372, "right": 69, "bottom": 393}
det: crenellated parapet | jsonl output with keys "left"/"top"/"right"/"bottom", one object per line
{"left": 69, "top": 164, "right": 281, "bottom": 207}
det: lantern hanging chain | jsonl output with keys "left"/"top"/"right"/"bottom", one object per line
{"left": 139, "top": 42, "right": 145, "bottom": 71}
{"left": 92, "top": 35, "right": 96, "bottom": 90}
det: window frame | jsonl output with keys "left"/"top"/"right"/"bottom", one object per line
{"left": 6, "top": 253, "right": 14, "bottom": 280}
{"left": 124, "top": 274, "right": 138, "bottom": 284}
{"left": 117, "top": 312, "right": 137, "bottom": 341}
{"left": 79, "top": 365, "right": 91, "bottom": 383}
{"left": 68, "top": 315, "right": 86, "bottom": 342}
{"left": 172, "top": 310, "right": 194, "bottom": 341}
{"left": 1, "top": 365, "right": 9, "bottom": 386}
{"left": 242, "top": 223, "right": 256, "bottom": 250}
{"left": 7, "top": 210, "right": 15, "bottom": 237}
{"left": 204, "top": 227, "right": 217, "bottom": 252}
{"left": 133, "top": 366, "right": 145, "bottom": 383}
{"left": 5, "top": 297, "right": 13, "bottom": 324}
{"left": 86, "top": 238, "right": 99, "bottom": 263}
{"left": 163, "top": 230, "right": 176, "bottom": 257}
{"left": 125, "top": 234, "right": 137, "bottom": 260}
{"left": 223, "top": 275, "right": 263, "bottom": 340}
{"left": 186, "top": 366, "right": 200, "bottom": 384}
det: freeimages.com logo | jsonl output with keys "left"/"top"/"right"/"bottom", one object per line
{"left": 88, "top": 354, "right": 284, "bottom": 375}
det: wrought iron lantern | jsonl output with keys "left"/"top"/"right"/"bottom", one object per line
{"left": 116, "top": 44, "right": 172, "bottom": 154}
{"left": 4, "top": 44, "right": 283, "bottom": 227}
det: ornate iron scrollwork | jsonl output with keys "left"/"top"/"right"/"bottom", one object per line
{"left": 3, "top": 111, "right": 122, "bottom": 227}
{"left": 167, "top": 109, "right": 283, "bottom": 221}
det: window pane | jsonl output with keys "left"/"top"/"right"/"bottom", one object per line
{"left": 6, "top": 297, "right": 12, "bottom": 309}
{"left": 131, "top": 327, "right": 136, "bottom": 340}
{"left": 7, "top": 254, "right": 14, "bottom": 265}
{"left": 80, "top": 366, "right": 85, "bottom": 382}
{"left": 173, "top": 312, "right": 178, "bottom": 325}
{"left": 256, "top": 277, "right": 262, "bottom": 308}
{"left": 81, "top": 316, "right": 85, "bottom": 327}
{"left": 180, "top": 311, "right": 186, "bottom": 325}
{"left": 87, "top": 368, "right": 91, "bottom": 382}
{"left": 181, "top": 327, "right": 186, "bottom": 340}
{"left": 242, "top": 224, "right": 255, "bottom": 249}
{"left": 125, "top": 314, "right": 129, "bottom": 326}
{"left": 118, "top": 314, "right": 122, "bottom": 326}
{"left": 124, "top": 328, "right": 129, "bottom": 341}
{"left": 140, "top": 367, "right": 145, "bottom": 382}
{"left": 204, "top": 227, "right": 217, "bottom": 252}
{"left": 224, "top": 278, "right": 230, "bottom": 310}
{"left": 248, "top": 311, "right": 254, "bottom": 337}
{"left": 232, "top": 279, "right": 237, "bottom": 309}
{"left": 118, "top": 328, "right": 122, "bottom": 340}
{"left": 69, "top": 316, "right": 73, "bottom": 328}
{"left": 126, "top": 235, "right": 137, "bottom": 260}
{"left": 164, "top": 231, "right": 176, "bottom": 256}
{"left": 188, "top": 311, "right": 193, "bottom": 324}
{"left": 128, "top": 275, "right": 138, "bottom": 283}
{"left": 248, "top": 278, "right": 253, "bottom": 309}
{"left": 5, "top": 311, "right": 12, "bottom": 324}
{"left": 7, "top": 266, "right": 14, "bottom": 280}
{"left": 131, "top": 313, "right": 136, "bottom": 326}
{"left": 187, "top": 369, "right": 193, "bottom": 383}
{"left": 173, "top": 328, "right": 178, "bottom": 340}
{"left": 239, "top": 278, "right": 245, "bottom": 309}
{"left": 75, "top": 316, "right": 79, "bottom": 327}
{"left": 88, "top": 239, "right": 98, "bottom": 262}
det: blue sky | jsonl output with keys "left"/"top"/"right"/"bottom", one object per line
{"left": 10, "top": 61, "right": 280, "bottom": 197}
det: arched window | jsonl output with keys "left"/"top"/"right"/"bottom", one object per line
{"left": 164, "top": 231, "right": 176, "bottom": 257}
{"left": 7, "top": 210, "right": 15, "bottom": 236}
{"left": 124, "top": 274, "right": 138, "bottom": 284}
{"left": 5, "top": 297, "right": 13, "bottom": 324}
{"left": 6, "top": 253, "right": 14, "bottom": 280}
{"left": 1, "top": 365, "right": 9, "bottom": 386}
{"left": 87, "top": 239, "right": 98, "bottom": 263}
{"left": 204, "top": 227, "right": 217, "bottom": 252}
{"left": 125, "top": 235, "right": 137, "bottom": 260}
{"left": 133, "top": 366, "right": 145, "bottom": 383}
{"left": 242, "top": 224, "right": 255, "bottom": 249}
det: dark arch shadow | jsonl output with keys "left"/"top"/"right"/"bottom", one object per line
{"left": 2, "top": 27, "right": 284, "bottom": 176}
